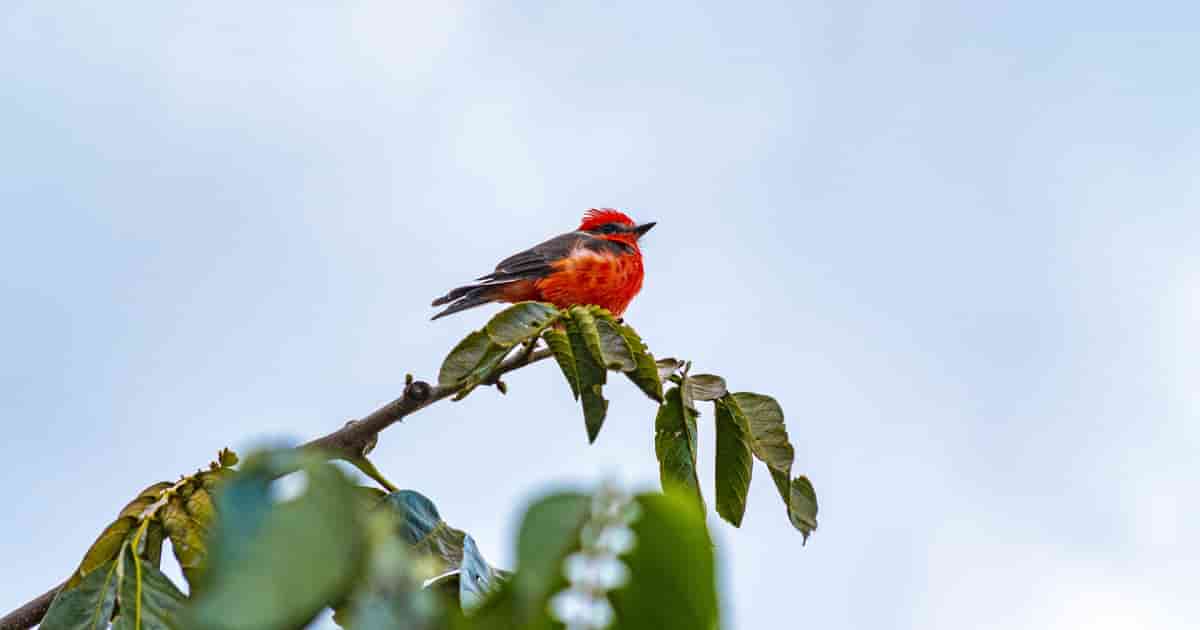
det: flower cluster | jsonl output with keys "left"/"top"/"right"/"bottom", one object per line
{"left": 548, "top": 483, "right": 641, "bottom": 629}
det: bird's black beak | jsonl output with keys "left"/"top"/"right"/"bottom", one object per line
{"left": 633, "top": 221, "right": 656, "bottom": 238}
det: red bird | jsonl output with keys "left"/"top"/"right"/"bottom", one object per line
{"left": 432, "top": 209, "right": 655, "bottom": 320}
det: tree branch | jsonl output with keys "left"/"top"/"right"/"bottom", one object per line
{"left": 0, "top": 346, "right": 553, "bottom": 630}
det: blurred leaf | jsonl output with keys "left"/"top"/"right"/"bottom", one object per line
{"left": 565, "top": 311, "right": 608, "bottom": 443}
{"left": 510, "top": 493, "right": 591, "bottom": 629}
{"left": 438, "top": 330, "right": 492, "bottom": 388}
{"left": 66, "top": 517, "right": 134, "bottom": 589}
{"left": 654, "top": 388, "right": 704, "bottom": 513}
{"left": 713, "top": 397, "right": 753, "bottom": 527}
{"left": 610, "top": 492, "right": 719, "bottom": 630}
{"left": 655, "top": 358, "right": 683, "bottom": 380}
{"left": 543, "top": 328, "right": 580, "bottom": 399}
{"left": 686, "top": 374, "right": 728, "bottom": 402}
{"left": 41, "top": 558, "right": 120, "bottom": 630}
{"left": 617, "top": 322, "right": 663, "bottom": 402}
{"left": 186, "top": 451, "right": 365, "bottom": 630}
{"left": 593, "top": 317, "right": 635, "bottom": 371}
{"left": 459, "top": 535, "right": 498, "bottom": 612}
{"left": 377, "top": 490, "right": 466, "bottom": 574}
{"left": 485, "top": 302, "right": 560, "bottom": 346}
{"left": 111, "top": 549, "right": 186, "bottom": 630}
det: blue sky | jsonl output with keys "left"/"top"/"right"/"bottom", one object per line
{"left": 2, "top": 2, "right": 1197, "bottom": 628}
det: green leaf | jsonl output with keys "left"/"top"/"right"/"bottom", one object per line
{"left": 185, "top": 451, "right": 366, "bottom": 630}
{"left": 616, "top": 321, "right": 663, "bottom": 402}
{"left": 160, "top": 495, "right": 206, "bottom": 585}
{"left": 787, "top": 475, "right": 819, "bottom": 542}
{"left": 509, "top": 493, "right": 591, "bottom": 629}
{"left": 725, "top": 393, "right": 818, "bottom": 540}
{"left": 41, "top": 558, "right": 120, "bottom": 630}
{"left": 543, "top": 328, "right": 580, "bottom": 399}
{"left": 437, "top": 330, "right": 492, "bottom": 388}
{"left": 565, "top": 311, "right": 609, "bottom": 443}
{"left": 686, "top": 374, "right": 728, "bottom": 402}
{"left": 377, "top": 490, "right": 467, "bottom": 574}
{"left": 459, "top": 534, "right": 498, "bottom": 612}
{"left": 655, "top": 357, "right": 683, "bottom": 380}
{"left": 654, "top": 387, "right": 703, "bottom": 512}
{"left": 66, "top": 517, "right": 134, "bottom": 589}
{"left": 112, "top": 549, "right": 186, "bottom": 630}
{"left": 452, "top": 341, "right": 511, "bottom": 400}
{"left": 610, "top": 492, "right": 719, "bottom": 630}
{"left": 594, "top": 316, "right": 635, "bottom": 371}
{"left": 713, "top": 397, "right": 753, "bottom": 527}
{"left": 485, "top": 302, "right": 560, "bottom": 346}
{"left": 140, "top": 520, "right": 166, "bottom": 569}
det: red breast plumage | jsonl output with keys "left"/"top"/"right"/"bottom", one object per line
{"left": 431, "top": 209, "right": 656, "bottom": 320}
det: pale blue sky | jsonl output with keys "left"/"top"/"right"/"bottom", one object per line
{"left": 2, "top": 2, "right": 1197, "bottom": 628}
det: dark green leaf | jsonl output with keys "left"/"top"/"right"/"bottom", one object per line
{"left": 160, "top": 496, "right": 206, "bottom": 585}
{"left": 66, "top": 517, "right": 134, "bottom": 589}
{"left": 594, "top": 317, "right": 636, "bottom": 371}
{"left": 654, "top": 388, "right": 703, "bottom": 512}
{"left": 41, "top": 558, "right": 120, "bottom": 630}
{"left": 186, "top": 451, "right": 365, "bottom": 630}
{"left": 437, "top": 330, "right": 492, "bottom": 388}
{"left": 686, "top": 374, "right": 728, "bottom": 402}
{"left": 485, "top": 302, "right": 560, "bottom": 346}
{"left": 510, "top": 493, "right": 591, "bottom": 629}
{"left": 543, "top": 328, "right": 580, "bottom": 399}
{"left": 713, "top": 397, "right": 753, "bottom": 527}
{"left": 565, "top": 311, "right": 608, "bottom": 443}
{"left": 616, "top": 322, "right": 663, "bottom": 402}
{"left": 611, "top": 492, "right": 719, "bottom": 630}
{"left": 140, "top": 520, "right": 166, "bottom": 569}
{"left": 112, "top": 549, "right": 186, "bottom": 630}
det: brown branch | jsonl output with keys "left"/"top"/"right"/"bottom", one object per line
{"left": 0, "top": 346, "right": 552, "bottom": 630}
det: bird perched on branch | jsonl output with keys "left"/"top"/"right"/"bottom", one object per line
{"left": 432, "top": 209, "right": 656, "bottom": 320}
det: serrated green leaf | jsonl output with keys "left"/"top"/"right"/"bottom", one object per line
{"left": 565, "top": 312, "right": 608, "bottom": 443}
{"left": 594, "top": 317, "right": 635, "bottom": 371}
{"left": 66, "top": 517, "right": 134, "bottom": 589}
{"left": 686, "top": 374, "right": 728, "bottom": 402}
{"left": 485, "top": 302, "right": 560, "bottom": 346}
{"left": 112, "top": 549, "right": 186, "bottom": 630}
{"left": 185, "top": 451, "right": 365, "bottom": 630}
{"left": 654, "top": 387, "right": 703, "bottom": 512}
{"left": 41, "top": 558, "right": 120, "bottom": 630}
{"left": 713, "top": 397, "right": 753, "bottom": 527}
{"left": 611, "top": 492, "right": 719, "bottom": 630}
{"left": 542, "top": 328, "right": 579, "bottom": 399}
{"left": 567, "top": 306, "right": 606, "bottom": 367}
{"left": 437, "top": 330, "right": 492, "bottom": 388}
{"left": 617, "top": 321, "right": 663, "bottom": 402}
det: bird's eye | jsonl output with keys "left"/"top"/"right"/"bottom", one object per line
{"left": 597, "top": 223, "right": 621, "bottom": 234}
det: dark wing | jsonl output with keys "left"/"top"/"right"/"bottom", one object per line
{"left": 476, "top": 231, "right": 586, "bottom": 283}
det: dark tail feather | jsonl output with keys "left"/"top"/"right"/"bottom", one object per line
{"left": 431, "top": 284, "right": 503, "bottom": 320}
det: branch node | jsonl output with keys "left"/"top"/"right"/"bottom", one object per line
{"left": 405, "top": 380, "right": 432, "bottom": 403}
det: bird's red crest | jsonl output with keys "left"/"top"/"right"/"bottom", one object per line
{"left": 579, "top": 208, "right": 635, "bottom": 231}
